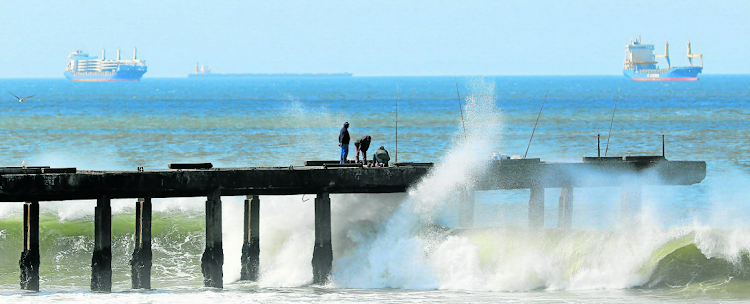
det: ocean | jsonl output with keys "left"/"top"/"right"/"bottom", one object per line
{"left": 0, "top": 75, "right": 749, "bottom": 303}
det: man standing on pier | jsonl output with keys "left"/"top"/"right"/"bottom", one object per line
{"left": 354, "top": 135, "right": 371, "bottom": 165}
{"left": 338, "top": 122, "right": 350, "bottom": 164}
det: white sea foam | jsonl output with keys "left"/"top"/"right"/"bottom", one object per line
{"left": 330, "top": 77, "right": 504, "bottom": 289}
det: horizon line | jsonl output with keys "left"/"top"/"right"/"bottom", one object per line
{"left": 1, "top": 73, "right": 748, "bottom": 79}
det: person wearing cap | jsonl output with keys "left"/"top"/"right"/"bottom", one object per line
{"left": 353, "top": 135, "right": 372, "bottom": 165}
{"left": 373, "top": 146, "right": 390, "bottom": 167}
{"left": 338, "top": 122, "right": 350, "bottom": 164}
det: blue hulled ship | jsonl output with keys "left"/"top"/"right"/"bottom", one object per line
{"left": 64, "top": 48, "right": 147, "bottom": 81}
{"left": 623, "top": 37, "right": 703, "bottom": 81}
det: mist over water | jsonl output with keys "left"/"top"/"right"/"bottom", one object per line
{"left": 0, "top": 76, "right": 750, "bottom": 302}
{"left": 331, "top": 78, "right": 503, "bottom": 289}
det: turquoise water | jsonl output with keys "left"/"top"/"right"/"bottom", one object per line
{"left": 0, "top": 75, "right": 749, "bottom": 302}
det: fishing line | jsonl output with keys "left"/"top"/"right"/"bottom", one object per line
{"left": 454, "top": 76, "right": 467, "bottom": 140}
{"left": 605, "top": 88, "right": 621, "bottom": 157}
{"left": 524, "top": 90, "right": 549, "bottom": 159}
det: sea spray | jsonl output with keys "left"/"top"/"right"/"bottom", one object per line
{"left": 281, "top": 100, "right": 345, "bottom": 165}
{"left": 254, "top": 195, "right": 315, "bottom": 287}
{"left": 248, "top": 193, "right": 403, "bottom": 287}
{"left": 332, "top": 77, "right": 504, "bottom": 288}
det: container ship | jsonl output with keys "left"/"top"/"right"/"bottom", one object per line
{"left": 64, "top": 48, "right": 147, "bottom": 81}
{"left": 188, "top": 63, "right": 352, "bottom": 78}
{"left": 622, "top": 37, "right": 703, "bottom": 81}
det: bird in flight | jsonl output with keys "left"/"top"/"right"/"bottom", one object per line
{"left": 8, "top": 92, "right": 35, "bottom": 102}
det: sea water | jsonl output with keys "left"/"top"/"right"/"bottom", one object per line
{"left": 0, "top": 75, "right": 749, "bottom": 303}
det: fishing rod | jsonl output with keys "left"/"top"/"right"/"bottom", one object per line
{"left": 524, "top": 89, "right": 549, "bottom": 159}
{"left": 604, "top": 88, "right": 621, "bottom": 157}
{"left": 395, "top": 85, "right": 399, "bottom": 164}
{"left": 454, "top": 76, "right": 467, "bottom": 139}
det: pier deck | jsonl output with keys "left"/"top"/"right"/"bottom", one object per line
{"left": 0, "top": 158, "right": 705, "bottom": 202}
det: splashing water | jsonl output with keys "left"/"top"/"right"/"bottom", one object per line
{"left": 332, "top": 78, "right": 505, "bottom": 288}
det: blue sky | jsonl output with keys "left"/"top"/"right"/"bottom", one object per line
{"left": 1, "top": 0, "right": 747, "bottom": 77}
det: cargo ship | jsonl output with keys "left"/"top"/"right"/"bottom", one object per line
{"left": 64, "top": 48, "right": 147, "bottom": 81}
{"left": 188, "top": 63, "right": 352, "bottom": 78}
{"left": 623, "top": 37, "right": 703, "bottom": 81}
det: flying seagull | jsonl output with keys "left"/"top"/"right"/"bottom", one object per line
{"left": 8, "top": 92, "right": 35, "bottom": 103}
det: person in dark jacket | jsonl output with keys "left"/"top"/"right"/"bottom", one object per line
{"left": 353, "top": 135, "right": 371, "bottom": 164}
{"left": 338, "top": 122, "right": 350, "bottom": 164}
{"left": 373, "top": 146, "right": 390, "bottom": 167}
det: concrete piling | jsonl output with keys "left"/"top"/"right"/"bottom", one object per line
{"left": 621, "top": 184, "right": 642, "bottom": 222}
{"left": 240, "top": 195, "right": 260, "bottom": 281}
{"left": 458, "top": 187, "right": 475, "bottom": 228}
{"left": 557, "top": 186, "right": 574, "bottom": 229}
{"left": 312, "top": 191, "right": 332, "bottom": 285}
{"left": 529, "top": 185, "right": 545, "bottom": 228}
{"left": 130, "top": 197, "right": 152, "bottom": 289}
{"left": 91, "top": 196, "right": 112, "bottom": 292}
{"left": 201, "top": 190, "right": 223, "bottom": 288}
{"left": 19, "top": 201, "right": 39, "bottom": 291}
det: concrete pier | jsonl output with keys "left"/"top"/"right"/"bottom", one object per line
{"left": 312, "top": 191, "right": 332, "bottom": 285}
{"left": 0, "top": 157, "right": 707, "bottom": 291}
{"left": 19, "top": 201, "right": 39, "bottom": 291}
{"left": 558, "top": 186, "right": 574, "bottom": 229}
{"left": 130, "top": 197, "right": 152, "bottom": 289}
{"left": 201, "top": 190, "right": 223, "bottom": 288}
{"left": 529, "top": 185, "right": 545, "bottom": 227}
{"left": 91, "top": 196, "right": 112, "bottom": 292}
{"left": 0, "top": 159, "right": 705, "bottom": 202}
{"left": 240, "top": 195, "right": 260, "bottom": 281}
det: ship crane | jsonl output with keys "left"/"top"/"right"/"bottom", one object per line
{"left": 687, "top": 41, "right": 703, "bottom": 67}
{"left": 654, "top": 41, "right": 670, "bottom": 69}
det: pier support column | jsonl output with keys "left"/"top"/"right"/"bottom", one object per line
{"left": 240, "top": 195, "right": 260, "bottom": 281}
{"left": 130, "top": 198, "right": 152, "bottom": 289}
{"left": 201, "top": 190, "right": 223, "bottom": 288}
{"left": 91, "top": 196, "right": 112, "bottom": 292}
{"left": 312, "top": 191, "right": 332, "bottom": 285}
{"left": 557, "top": 186, "right": 574, "bottom": 229}
{"left": 458, "top": 187, "right": 475, "bottom": 228}
{"left": 19, "top": 201, "right": 39, "bottom": 291}
{"left": 529, "top": 185, "right": 544, "bottom": 228}
{"left": 621, "top": 184, "right": 642, "bottom": 223}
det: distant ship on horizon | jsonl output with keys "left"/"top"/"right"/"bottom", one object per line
{"left": 188, "top": 63, "right": 352, "bottom": 78}
{"left": 64, "top": 48, "right": 147, "bottom": 81}
{"left": 622, "top": 37, "right": 703, "bottom": 81}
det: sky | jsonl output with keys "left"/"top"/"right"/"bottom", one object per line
{"left": 1, "top": 0, "right": 748, "bottom": 77}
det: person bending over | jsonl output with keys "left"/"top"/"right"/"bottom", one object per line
{"left": 373, "top": 146, "right": 390, "bottom": 167}
{"left": 354, "top": 135, "right": 371, "bottom": 164}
